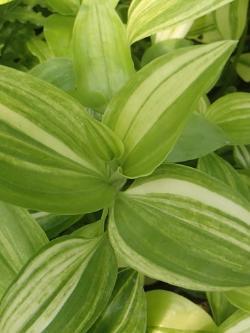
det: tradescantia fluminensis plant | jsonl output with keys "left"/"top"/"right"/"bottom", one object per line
{"left": 0, "top": 0, "right": 250, "bottom": 332}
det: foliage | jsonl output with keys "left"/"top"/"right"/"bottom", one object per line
{"left": 0, "top": 0, "right": 250, "bottom": 332}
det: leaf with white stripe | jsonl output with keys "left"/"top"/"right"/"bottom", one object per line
{"left": 205, "top": 92, "right": 250, "bottom": 145}
{"left": 147, "top": 290, "right": 216, "bottom": 332}
{"left": 127, "top": 0, "right": 234, "bottom": 44}
{"left": 0, "top": 65, "right": 124, "bottom": 214}
{"left": 219, "top": 311, "right": 250, "bottom": 333}
{"left": 109, "top": 164, "right": 250, "bottom": 290}
{"left": 0, "top": 235, "right": 117, "bottom": 333}
{"left": 234, "top": 146, "right": 250, "bottom": 169}
{"left": 73, "top": 0, "right": 134, "bottom": 111}
{"left": 104, "top": 41, "right": 236, "bottom": 178}
{"left": 198, "top": 153, "right": 250, "bottom": 199}
{"left": 0, "top": 202, "right": 48, "bottom": 300}
{"left": 225, "top": 287, "right": 250, "bottom": 313}
{"left": 89, "top": 268, "right": 146, "bottom": 333}
{"left": 215, "top": 0, "right": 249, "bottom": 40}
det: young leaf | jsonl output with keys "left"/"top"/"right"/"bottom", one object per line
{"left": 0, "top": 65, "right": 124, "bottom": 214}
{"left": 205, "top": 93, "right": 250, "bottom": 145}
{"left": 198, "top": 153, "right": 250, "bottom": 198}
{"left": 104, "top": 41, "right": 236, "bottom": 178}
{"left": 46, "top": 0, "right": 80, "bottom": 15}
{"left": 109, "top": 164, "right": 250, "bottom": 290}
{"left": 127, "top": 0, "right": 234, "bottom": 44}
{"left": 207, "top": 292, "right": 236, "bottom": 325}
{"left": 219, "top": 311, "right": 250, "bottom": 333}
{"left": 34, "top": 212, "right": 82, "bottom": 239}
{"left": 44, "top": 15, "right": 74, "bottom": 58}
{"left": 147, "top": 290, "right": 216, "bottom": 331}
{"left": 89, "top": 268, "right": 147, "bottom": 333}
{"left": 215, "top": 0, "right": 249, "bottom": 40}
{"left": 0, "top": 202, "right": 48, "bottom": 299}
{"left": 73, "top": 0, "right": 134, "bottom": 110}
{"left": 236, "top": 53, "right": 250, "bottom": 82}
{"left": 166, "top": 113, "right": 229, "bottom": 163}
{"left": 0, "top": 235, "right": 117, "bottom": 333}
{"left": 225, "top": 287, "right": 250, "bottom": 313}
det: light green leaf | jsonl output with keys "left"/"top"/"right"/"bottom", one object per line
{"left": 234, "top": 146, "right": 250, "bottom": 169}
{"left": 236, "top": 53, "right": 250, "bottom": 82}
{"left": 215, "top": 0, "right": 249, "bottom": 40}
{"left": 166, "top": 113, "right": 229, "bottom": 163}
{"left": 127, "top": 0, "right": 234, "bottom": 44}
{"left": 198, "top": 153, "right": 250, "bottom": 198}
{"left": 0, "top": 235, "right": 117, "bottom": 333}
{"left": 0, "top": 202, "right": 48, "bottom": 299}
{"left": 153, "top": 21, "right": 194, "bottom": 42}
{"left": 89, "top": 268, "right": 146, "bottom": 333}
{"left": 73, "top": 0, "right": 134, "bottom": 110}
{"left": 44, "top": 15, "right": 75, "bottom": 58}
{"left": 46, "top": 0, "right": 80, "bottom": 15}
{"left": 219, "top": 311, "right": 250, "bottom": 333}
{"left": 207, "top": 292, "right": 236, "bottom": 325}
{"left": 0, "top": 65, "right": 124, "bottom": 214}
{"left": 0, "top": 0, "right": 13, "bottom": 4}
{"left": 147, "top": 290, "right": 216, "bottom": 332}
{"left": 27, "top": 37, "right": 54, "bottom": 64}
{"left": 72, "top": 220, "right": 104, "bottom": 239}
{"left": 30, "top": 58, "right": 75, "bottom": 92}
{"left": 104, "top": 41, "right": 236, "bottom": 178}
{"left": 205, "top": 92, "right": 250, "bottom": 145}
{"left": 33, "top": 212, "right": 82, "bottom": 239}
{"left": 225, "top": 287, "right": 250, "bottom": 313}
{"left": 109, "top": 164, "right": 250, "bottom": 290}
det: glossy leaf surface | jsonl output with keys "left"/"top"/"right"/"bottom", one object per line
{"left": 109, "top": 164, "right": 250, "bottom": 290}
{"left": 104, "top": 41, "right": 235, "bottom": 178}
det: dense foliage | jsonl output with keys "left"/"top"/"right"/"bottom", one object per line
{"left": 0, "top": 0, "right": 250, "bottom": 332}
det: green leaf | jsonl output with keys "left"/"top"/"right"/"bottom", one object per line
{"left": 234, "top": 146, "right": 250, "bottom": 169}
{"left": 0, "top": 202, "right": 48, "bottom": 299}
{"left": 89, "top": 268, "right": 146, "bottom": 333}
{"left": 109, "top": 164, "right": 250, "bottom": 290}
{"left": 27, "top": 36, "right": 54, "bottom": 64}
{"left": 166, "top": 113, "right": 229, "bottom": 163}
{"left": 147, "top": 290, "right": 216, "bottom": 332}
{"left": 219, "top": 311, "right": 250, "bottom": 333}
{"left": 215, "top": 0, "right": 249, "bottom": 40}
{"left": 72, "top": 220, "right": 104, "bottom": 239}
{"left": 44, "top": 14, "right": 74, "bottom": 58}
{"left": 236, "top": 53, "right": 250, "bottom": 82}
{"left": 0, "top": 235, "right": 117, "bottom": 333}
{"left": 198, "top": 153, "right": 250, "bottom": 198}
{"left": 207, "top": 292, "right": 236, "bottom": 325}
{"left": 205, "top": 92, "right": 250, "bottom": 145}
{"left": 30, "top": 58, "right": 75, "bottom": 92}
{"left": 34, "top": 212, "right": 82, "bottom": 239}
{"left": 0, "top": 65, "right": 124, "bottom": 214}
{"left": 0, "top": 0, "right": 13, "bottom": 4}
{"left": 127, "top": 0, "right": 234, "bottom": 44}
{"left": 46, "top": 0, "right": 80, "bottom": 15}
{"left": 225, "top": 287, "right": 250, "bottom": 313}
{"left": 73, "top": 0, "right": 134, "bottom": 110}
{"left": 104, "top": 41, "right": 236, "bottom": 178}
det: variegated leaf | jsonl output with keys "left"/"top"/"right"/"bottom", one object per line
{"left": 225, "top": 287, "right": 250, "bottom": 313}
{"left": 0, "top": 65, "right": 124, "bottom": 214}
{"left": 109, "top": 164, "right": 250, "bottom": 290}
{"left": 0, "top": 235, "right": 117, "bottom": 333}
{"left": 104, "top": 41, "right": 235, "bottom": 178}
{"left": 127, "top": 0, "right": 234, "bottom": 44}
{"left": 236, "top": 53, "right": 250, "bottom": 82}
{"left": 73, "top": 0, "right": 134, "bottom": 110}
{"left": 207, "top": 292, "right": 236, "bottom": 325}
{"left": 89, "top": 268, "right": 146, "bottom": 333}
{"left": 147, "top": 290, "right": 216, "bottom": 332}
{"left": 234, "top": 146, "right": 250, "bottom": 169}
{"left": 219, "top": 311, "right": 250, "bottom": 333}
{"left": 205, "top": 92, "right": 250, "bottom": 145}
{"left": 215, "top": 0, "right": 249, "bottom": 40}
{"left": 0, "top": 202, "right": 48, "bottom": 299}
{"left": 198, "top": 153, "right": 250, "bottom": 198}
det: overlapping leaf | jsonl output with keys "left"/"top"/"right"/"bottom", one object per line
{"left": 0, "top": 235, "right": 117, "bottom": 333}
{"left": 225, "top": 287, "right": 250, "bottom": 313}
{"left": 207, "top": 292, "right": 236, "bottom": 325}
{"left": 0, "top": 65, "right": 124, "bottom": 214}
{"left": 236, "top": 53, "right": 250, "bottom": 82}
{"left": 205, "top": 93, "right": 250, "bottom": 145}
{"left": 104, "top": 41, "right": 235, "bottom": 178}
{"left": 0, "top": 202, "right": 48, "bottom": 299}
{"left": 89, "top": 268, "right": 146, "bottom": 333}
{"left": 46, "top": 0, "right": 80, "bottom": 15}
{"left": 109, "top": 164, "right": 250, "bottom": 290}
{"left": 127, "top": 0, "right": 234, "bottom": 43}
{"left": 219, "top": 311, "right": 250, "bottom": 333}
